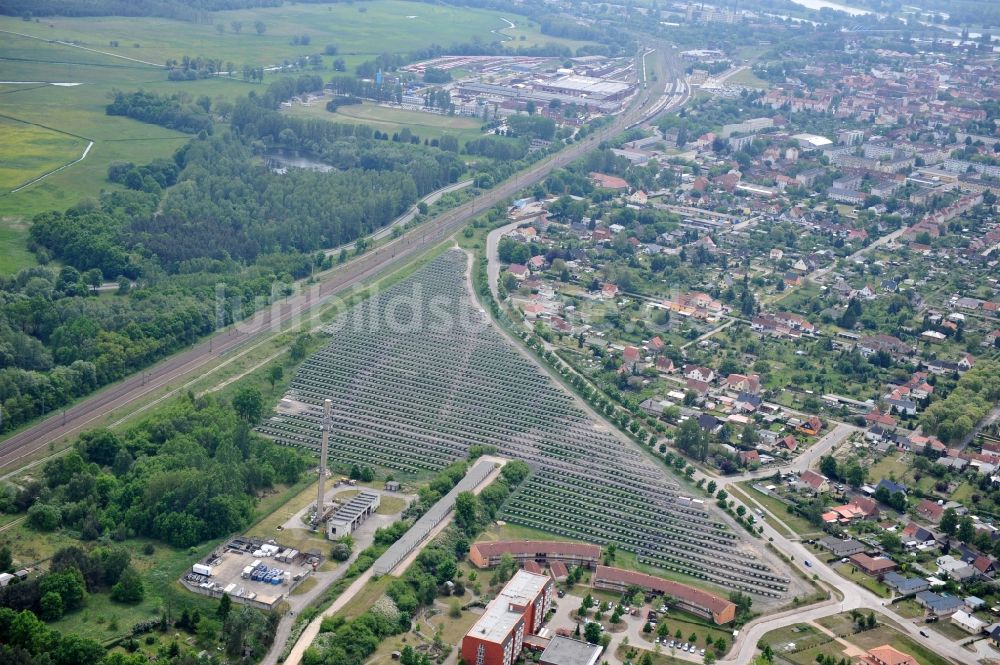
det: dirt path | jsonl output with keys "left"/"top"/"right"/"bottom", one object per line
{"left": 0, "top": 29, "right": 164, "bottom": 67}
{"left": 11, "top": 140, "right": 93, "bottom": 193}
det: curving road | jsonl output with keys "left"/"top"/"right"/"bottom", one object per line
{"left": 0, "top": 46, "right": 682, "bottom": 473}
{"left": 484, "top": 215, "right": 969, "bottom": 664}
{"left": 713, "top": 488, "right": 973, "bottom": 665}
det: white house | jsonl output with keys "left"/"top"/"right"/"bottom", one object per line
{"left": 952, "top": 609, "right": 986, "bottom": 634}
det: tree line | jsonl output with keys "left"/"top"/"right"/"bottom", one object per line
{"left": 18, "top": 393, "right": 309, "bottom": 547}
{"left": 13, "top": 71, "right": 476, "bottom": 433}
{"left": 1, "top": 0, "right": 280, "bottom": 18}
{"left": 106, "top": 90, "right": 214, "bottom": 135}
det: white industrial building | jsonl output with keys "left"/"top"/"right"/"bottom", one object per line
{"left": 327, "top": 490, "right": 381, "bottom": 538}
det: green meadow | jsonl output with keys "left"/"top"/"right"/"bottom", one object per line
{"left": 0, "top": 2, "right": 593, "bottom": 274}
{"left": 0, "top": 1, "right": 513, "bottom": 68}
{"left": 0, "top": 114, "right": 87, "bottom": 190}
{"left": 286, "top": 99, "right": 485, "bottom": 147}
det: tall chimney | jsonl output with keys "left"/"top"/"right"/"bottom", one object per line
{"left": 315, "top": 398, "right": 331, "bottom": 527}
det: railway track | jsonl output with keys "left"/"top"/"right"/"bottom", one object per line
{"left": 0, "top": 45, "right": 684, "bottom": 473}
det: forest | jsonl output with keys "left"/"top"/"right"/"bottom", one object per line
{"left": 14, "top": 394, "right": 309, "bottom": 546}
{"left": 2, "top": 67, "right": 488, "bottom": 433}
{"left": 107, "top": 91, "right": 215, "bottom": 136}
{"left": 920, "top": 361, "right": 1000, "bottom": 443}
{"left": 0, "top": 386, "right": 298, "bottom": 665}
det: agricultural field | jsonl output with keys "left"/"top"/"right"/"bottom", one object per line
{"left": 258, "top": 249, "right": 792, "bottom": 601}
{"left": 0, "top": 114, "right": 88, "bottom": 190}
{"left": 0, "top": 2, "right": 585, "bottom": 275}
{"left": 0, "top": 1, "right": 515, "bottom": 69}
{"left": 285, "top": 99, "right": 485, "bottom": 147}
{"left": 0, "top": 33, "right": 207, "bottom": 270}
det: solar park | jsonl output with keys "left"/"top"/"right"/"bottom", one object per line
{"left": 257, "top": 250, "right": 789, "bottom": 598}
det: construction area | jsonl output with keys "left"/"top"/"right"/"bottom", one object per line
{"left": 180, "top": 536, "right": 321, "bottom": 610}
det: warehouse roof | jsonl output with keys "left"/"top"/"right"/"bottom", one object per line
{"left": 539, "top": 636, "right": 602, "bottom": 665}
{"left": 470, "top": 540, "right": 601, "bottom": 560}
{"left": 329, "top": 490, "right": 379, "bottom": 524}
{"left": 542, "top": 75, "right": 632, "bottom": 96}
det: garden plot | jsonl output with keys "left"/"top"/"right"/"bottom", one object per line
{"left": 259, "top": 250, "right": 789, "bottom": 598}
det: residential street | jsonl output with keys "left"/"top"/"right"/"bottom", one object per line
{"left": 482, "top": 235, "right": 976, "bottom": 664}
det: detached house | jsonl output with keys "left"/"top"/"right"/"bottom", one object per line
{"left": 915, "top": 499, "right": 945, "bottom": 522}
{"left": 799, "top": 470, "right": 830, "bottom": 494}
{"left": 725, "top": 373, "right": 761, "bottom": 395}
{"left": 683, "top": 365, "right": 715, "bottom": 383}
{"left": 797, "top": 416, "right": 823, "bottom": 436}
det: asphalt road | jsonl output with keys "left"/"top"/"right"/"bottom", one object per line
{"left": 703, "top": 450, "right": 975, "bottom": 665}
{"left": 483, "top": 213, "right": 971, "bottom": 664}
{"left": 0, "top": 46, "right": 681, "bottom": 471}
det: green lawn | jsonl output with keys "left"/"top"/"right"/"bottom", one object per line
{"left": 848, "top": 624, "right": 954, "bottom": 665}
{"left": 616, "top": 644, "right": 701, "bottom": 665}
{"left": 286, "top": 100, "right": 485, "bottom": 146}
{"left": 727, "top": 68, "right": 770, "bottom": 90}
{"left": 761, "top": 622, "right": 840, "bottom": 664}
{"left": 641, "top": 613, "right": 733, "bottom": 651}
{"left": 737, "top": 482, "right": 823, "bottom": 538}
{"left": 834, "top": 563, "right": 890, "bottom": 598}
{"left": 813, "top": 612, "right": 954, "bottom": 665}
{"left": 727, "top": 484, "right": 793, "bottom": 537}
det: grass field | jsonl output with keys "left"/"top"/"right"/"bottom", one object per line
{"left": 0, "top": 2, "right": 588, "bottom": 275}
{"left": 834, "top": 563, "right": 890, "bottom": 598}
{"left": 0, "top": 115, "right": 88, "bottom": 190}
{"left": 615, "top": 644, "right": 692, "bottom": 665}
{"left": 286, "top": 99, "right": 485, "bottom": 146}
{"left": 0, "top": 2, "right": 513, "bottom": 67}
{"left": 737, "top": 482, "right": 824, "bottom": 539}
{"left": 498, "top": 20, "right": 594, "bottom": 51}
{"left": 727, "top": 68, "right": 770, "bottom": 89}
{"left": 766, "top": 615, "right": 954, "bottom": 665}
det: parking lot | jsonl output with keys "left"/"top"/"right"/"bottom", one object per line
{"left": 547, "top": 590, "right": 710, "bottom": 664}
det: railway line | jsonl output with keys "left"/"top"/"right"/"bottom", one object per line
{"left": 0, "top": 45, "right": 685, "bottom": 473}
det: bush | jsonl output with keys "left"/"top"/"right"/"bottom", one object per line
{"left": 330, "top": 536, "right": 353, "bottom": 562}
{"left": 27, "top": 503, "right": 61, "bottom": 531}
{"left": 111, "top": 566, "right": 144, "bottom": 603}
